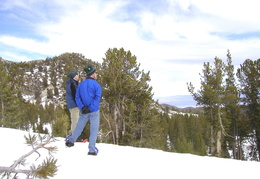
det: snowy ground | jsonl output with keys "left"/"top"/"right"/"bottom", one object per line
{"left": 0, "top": 127, "right": 259, "bottom": 179}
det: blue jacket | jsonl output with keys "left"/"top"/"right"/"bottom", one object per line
{"left": 76, "top": 78, "right": 102, "bottom": 112}
{"left": 66, "top": 79, "right": 78, "bottom": 109}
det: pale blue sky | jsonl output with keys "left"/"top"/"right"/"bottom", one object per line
{"left": 0, "top": 0, "right": 259, "bottom": 101}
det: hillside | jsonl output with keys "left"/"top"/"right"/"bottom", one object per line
{"left": 2, "top": 53, "right": 99, "bottom": 107}
{"left": 2, "top": 54, "right": 197, "bottom": 109}
{"left": 0, "top": 127, "right": 259, "bottom": 179}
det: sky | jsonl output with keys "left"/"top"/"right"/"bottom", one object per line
{"left": 1, "top": 127, "right": 260, "bottom": 179}
{"left": 0, "top": 0, "right": 260, "bottom": 101}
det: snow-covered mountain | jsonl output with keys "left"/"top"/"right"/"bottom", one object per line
{"left": 0, "top": 127, "right": 259, "bottom": 179}
{"left": 157, "top": 95, "right": 198, "bottom": 108}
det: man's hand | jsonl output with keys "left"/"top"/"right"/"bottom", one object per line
{"left": 82, "top": 106, "right": 90, "bottom": 114}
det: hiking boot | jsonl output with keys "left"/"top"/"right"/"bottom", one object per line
{"left": 65, "top": 140, "right": 74, "bottom": 147}
{"left": 88, "top": 147, "right": 99, "bottom": 155}
{"left": 88, "top": 152, "right": 97, "bottom": 156}
{"left": 65, "top": 135, "right": 74, "bottom": 147}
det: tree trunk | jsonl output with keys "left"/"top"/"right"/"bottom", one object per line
{"left": 138, "top": 121, "right": 143, "bottom": 147}
{"left": 216, "top": 105, "right": 223, "bottom": 157}
{"left": 210, "top": 107, "right": 215, "bottom": 154}
{"left": 101, "top": 111, "right": 115, "bottom": 144}
{"left": 210, "top": 125, "right": 215, "bottom": 154}
{"left": 113, "top": 106, "right": 119, "bottom": 145}
{"left": 216, "top": 130, "right": 222, "bottom": 157}
{"left": 232, "top": 127, "right": 237, "bottom": 159}
{"left": 237, "top": 136, "right": 243, "bottom": 160}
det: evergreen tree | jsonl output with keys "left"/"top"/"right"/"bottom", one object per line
{"left": 0, "top": 58, "right": 23, "bottom": 128}
{"left": 100, "top": 48, "right": 157, "bottom": 147}
{"left": 188, "top": 57, "right": 226, "bottom": 157}
{"left": 223, "top": 50, "right": 243, "bottom": 159}
{"left": 52, "top": 114, "right": 69, "bottom": 137}
{"left": 237, "top": 59, "right": 260, "bottom": 160}
{"left": 175, "top": 136, "right": 194, "bottom": 154}
{"left": 193, "top": 133, "right": 207, "bottom": 156}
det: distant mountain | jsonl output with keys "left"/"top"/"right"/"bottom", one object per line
{"left": 156, "top": 95, "right": 198, "bottom": 108}
{"left": 160, "top": 103, "right": 203, "bottom": 114}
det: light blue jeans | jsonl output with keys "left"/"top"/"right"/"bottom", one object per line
{"left": 70, "top": 110, "right": 100, "bottom": 153}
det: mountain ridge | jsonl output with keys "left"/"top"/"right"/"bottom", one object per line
{"left": 2, "top": 54, "right": 198, "bottom": 109}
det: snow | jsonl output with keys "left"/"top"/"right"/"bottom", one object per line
{"left": 0, "top": 127, "right": 259, "bottom": 179}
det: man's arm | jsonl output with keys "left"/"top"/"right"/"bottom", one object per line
{"left": 75, "top": 87, "right": 84, "bottom": 111}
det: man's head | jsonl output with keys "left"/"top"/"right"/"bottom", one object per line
{"left": 84, "top": 65, "right": 98, "bottom": 79}
{"left": 68, "top": 71, "right": 79, "bottom": 81}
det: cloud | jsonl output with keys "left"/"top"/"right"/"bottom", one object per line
{"left": 193, "top": 0, "right": 259, "bottom": 21}
{"left": 0, "top": 0, "right": 259, "bottom": 97}
{"left": 1, "top": 50, "right": 35, "bottom": 62}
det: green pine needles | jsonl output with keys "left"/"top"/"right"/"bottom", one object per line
{"left": 0, "top": 134, "right": 58, "bottom": 179}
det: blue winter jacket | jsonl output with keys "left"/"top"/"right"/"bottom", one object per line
{"left": 66, "top": 79, "right": 78, "bottom": 109}
{"left": 76, "top": 78, "right": 102, "bottom": 112}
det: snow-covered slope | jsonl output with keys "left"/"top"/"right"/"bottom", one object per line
{"left": 0, "top": 127, "right": 259, "bottom": 179}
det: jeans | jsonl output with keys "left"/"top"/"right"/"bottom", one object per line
{"left": 70, "top": 110, "right": 100, "bottom": 153}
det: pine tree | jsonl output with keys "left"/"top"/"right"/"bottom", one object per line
{"left": 193, "top": 133, "right": 207, "bottom": 156}
{"left": 52, "top": 114, "right": 69, "bottom": 137}
{"left": 0, "top": 58, "right": 24, "bottom": 128}
{"left": 0, "top": 58, "right": 9, "bottom": 126}
{"left": 188, "top": 57, "right": 226, "bottom": 157}
{"left": 100, "top": 48, "right": 156, "bottom": 147}
{"left": 223, "top": 50, "right": 243, "bottom": 159}
{"left": 176, "top": 136, "right": 194, "bottom": 153}
{"left": 237, "top": 59, "right": 260, "bottom": 160}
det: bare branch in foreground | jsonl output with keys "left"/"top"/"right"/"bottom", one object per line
{"left": 0, "top": 134, "right": 58, "bottom": 179}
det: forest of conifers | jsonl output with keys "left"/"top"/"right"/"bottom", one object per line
{"left": 0, "top": 48, "right": 259, "bottom": 161}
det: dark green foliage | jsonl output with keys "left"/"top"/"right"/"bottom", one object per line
{"left": 0, "top": 53, "right": 93, "bottom": 133}
{"left": 188, "top": 50, "right": 259, "bottom": 160}
{"left": 100, "top": 48, "right": 164, "bottom": 148}
{"left": 193, "top": 133, "right": 207, "bottom": 156}
{"left": 188, "top": 55, "right": 232, "bottom": 157}
{"left": 237, "top": 58, "right": 260, "bottom": 160}
{"left": 223, "top": 51, "right": 244, "bottom": 160}
{"left": 175, "top": 136, "right": 194, "bottom": 153}
{"left": 167, "top": 112, "right": 208, "bottom": 155}
{"left": 0, "top": 58, "right": 25, "bottom": 129}
{"left": 52, "top": 114, "right": 69, "bottom": 137}
{"left": 32, "top": 158, "right": 58, "bottom": 179}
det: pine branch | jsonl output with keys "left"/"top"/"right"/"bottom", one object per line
{"left": 0, "top": 134, "right": 58, "bottom": 179}
{"left": 32, "top": 158, "right": 58, "bottom": 178}
{"left": 0, "top": 167, "right": 32, "bottom": 176}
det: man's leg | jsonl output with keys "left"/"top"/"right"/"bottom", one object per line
{"left": 69, "top": 107, "right": 80, "bottom": 134}
{"left": 88, "top": 110, "right": 100, "bottom": 153}
{"left": 70, "top": 113, "right": 89, "bottom": 143}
